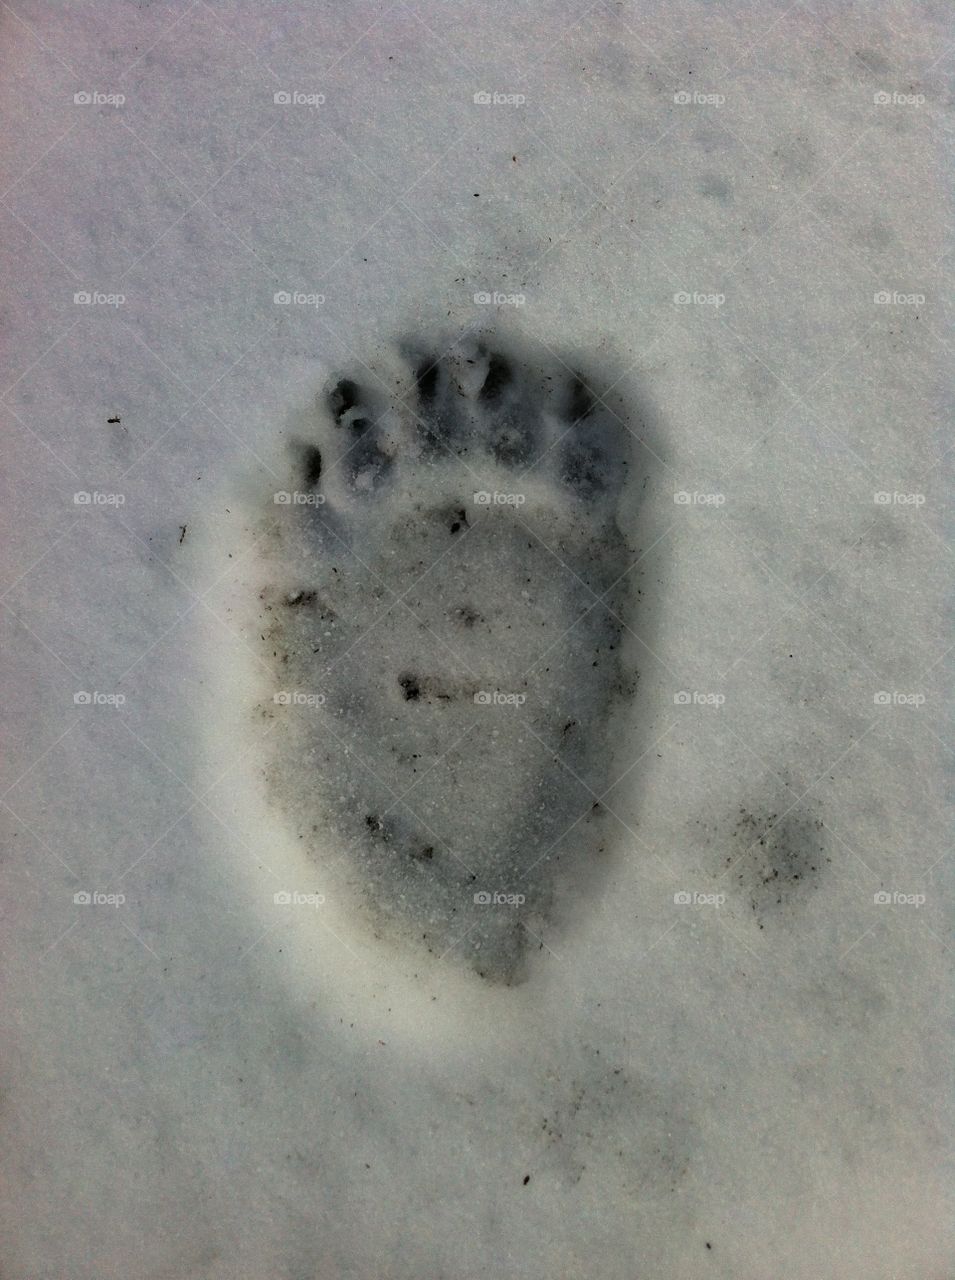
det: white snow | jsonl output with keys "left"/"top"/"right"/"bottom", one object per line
{"left": 1, "top": 2, "right": 950, "bottom": 1277}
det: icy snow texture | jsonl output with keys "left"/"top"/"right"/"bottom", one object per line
{"left": 0, "top": 2, "right": 951, "bottom": 1279}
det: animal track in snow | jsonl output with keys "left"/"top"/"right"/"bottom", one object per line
{"left": 255, "top": 333, "right": 647, "bottom": 982}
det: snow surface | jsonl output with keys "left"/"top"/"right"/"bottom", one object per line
{"left": 1, "top": 2, "right": 951, "bottom": 1278}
